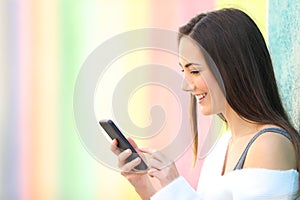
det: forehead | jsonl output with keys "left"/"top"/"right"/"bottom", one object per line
{"left": 178, "top": 36, "right": 206, "bottom": 64}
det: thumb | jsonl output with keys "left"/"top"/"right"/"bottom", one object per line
{"left": 127, "top": 137, "right": 139, "bottom": 150}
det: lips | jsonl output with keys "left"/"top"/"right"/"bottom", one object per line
{"left": 195, "top": 93, "right": 207, "bottom": 103}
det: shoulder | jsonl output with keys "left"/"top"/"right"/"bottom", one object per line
{"left": 244, "top": 129, "right": 297, "bottom": 170}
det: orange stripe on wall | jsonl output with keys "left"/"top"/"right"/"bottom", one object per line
{"left": 29, "top": 0, "right": 59, "bottom": 199}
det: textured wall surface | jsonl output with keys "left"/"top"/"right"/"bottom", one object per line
{"left": 269, "top": 0, "right": 300, "bottom": 131}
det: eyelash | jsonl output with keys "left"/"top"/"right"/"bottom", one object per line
{"left": 190, "top": 70, "right": 200, "bottom": 74}
{"left": 180, "top": 69, "right": 200, "bottom": 74}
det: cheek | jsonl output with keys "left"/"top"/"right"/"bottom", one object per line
{"left": 201, "top": 72, "right": 219, "bottom": 92}
{"left": 206, "top": 76, "right": 226, "bottom": 112}
{"left": 194, "top": 75, "right": 209, "bottom": 90}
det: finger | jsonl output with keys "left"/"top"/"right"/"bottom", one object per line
{"left": 148, "top": 168, "right": 160, "bottom": 178}
{"left": 148, "top": 158, "right": 164, "bottom": 170}
{"left": 121, "top": 157, "right": 141, "bottom": 172}
{"left": 141, "top": 148, "right": 169, "bottom": 163}
{"left": 118, "top": 149, "right": 132, "bottom": 167}
{"left": 140, "top": 148, "right": 167, "bottom": 162}
{"left": 151, "top": 151, "right": 169, "bottom": 163}
{"left": 127, "top": 137, "right": 139, "bottom": 150}
{"left": 121, "top": 170, "right": 147, "bottom": 177}
{"left": 139, "top": 148, "right": 171, "bottom": 168}
{"left": 110, "top": 139, "right": 121, "bottom": 155}
{"left": 126, "top": 138, "right": 149, "bottom": 164}
{"left": 127, "top": 138, "right": 149, "bottom": 158}
{"left": 139, "top": 147, "right": 156, "bottom": 154}
{"left": 148, "top": 166, "right": 180, "bottom": 187}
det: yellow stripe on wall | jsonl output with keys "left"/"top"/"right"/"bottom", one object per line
{"left": 216, "top": 0, "right": 267, "bottom": 40}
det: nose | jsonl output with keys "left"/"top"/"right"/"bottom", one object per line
{"left": 181, "top": 77, "right": 194, "bottom": 92}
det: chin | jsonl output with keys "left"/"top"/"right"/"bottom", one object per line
{"left": 199, "top": 108, "right": 213, "bottom": 116}
{"left": 199, "top": 105, "right": 223, "bottom": 116}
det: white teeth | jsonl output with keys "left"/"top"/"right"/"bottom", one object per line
{"left": 196, "top": 93, "right": 207, "bottom": 101}
{"left": 199, "top": 93, "right": 206, "bottom": 99}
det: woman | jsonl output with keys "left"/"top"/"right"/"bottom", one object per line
{"left": 111, "top": 8, "right": 300, "bottom": 199}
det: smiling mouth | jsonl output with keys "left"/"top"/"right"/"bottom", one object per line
{"left": 195, "top": 93, "right": 207, "bottom": 103}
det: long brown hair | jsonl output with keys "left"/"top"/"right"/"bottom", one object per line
{"left": 179, "top": 8, "right": 300, "bottom": 183}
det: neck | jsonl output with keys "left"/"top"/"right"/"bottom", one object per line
{"left": 223, "top": 105, "right": 260, "bottom": 141}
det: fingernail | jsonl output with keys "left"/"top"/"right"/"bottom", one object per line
{"left": 125, "top": 149, "right": 131, "bottom": 154}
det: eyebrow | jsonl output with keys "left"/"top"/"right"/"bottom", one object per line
{"left": 179, "top": 62, "right": 202, "bottom": 68}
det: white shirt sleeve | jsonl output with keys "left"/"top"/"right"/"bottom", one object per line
{"left": 150, "top": 133, "right": 230, "bottom": 200}
{"left": 224, "top": 169, "right": 299, "bottom": 200}
{"left": 151, "top": 176, "right": 202, "bottom": 200}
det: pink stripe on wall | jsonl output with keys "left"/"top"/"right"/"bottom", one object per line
{"left": 18, "top": 0, "right": 33, "bottom": 199}
{"left": 147, "top": 0, "right": 216, "bottom": 190}
{"left": 177, "top": 1, "right": 217, "bottom": 190}
{"left": 179, "top": 0, "right": 216, "bottom": 25}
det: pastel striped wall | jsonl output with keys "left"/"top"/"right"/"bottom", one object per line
{"left": 0, "top": 0, "right": 298, "bottom": 199}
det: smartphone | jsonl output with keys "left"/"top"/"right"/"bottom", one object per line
{"left": 99, "top": 119, "right": 148, "bottom": 170}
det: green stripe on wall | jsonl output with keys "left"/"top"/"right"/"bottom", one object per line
{"left": 59, "top": 1, "right": 96, "bottom": 199}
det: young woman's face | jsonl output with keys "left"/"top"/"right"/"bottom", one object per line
{"left": 178, "top": 36, "right": 226, "bottom": 115}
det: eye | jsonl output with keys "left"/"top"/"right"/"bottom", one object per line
{"left": 190, "top": 70, "right": 200, "bottom": 74}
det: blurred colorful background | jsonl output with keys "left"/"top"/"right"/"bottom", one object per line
{"left": 0, "top": 0, "right": 299, "bottom": 199}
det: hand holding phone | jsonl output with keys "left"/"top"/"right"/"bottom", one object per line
{"left": 99, "top": 119, "right": 148, "bottom": 171}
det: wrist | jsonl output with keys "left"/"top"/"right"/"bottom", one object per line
{"left": 136, "top": 187, "right": 156, "bottom": 200}
{"left": 135, "top": 176, "right": 156, "bottom": 199}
